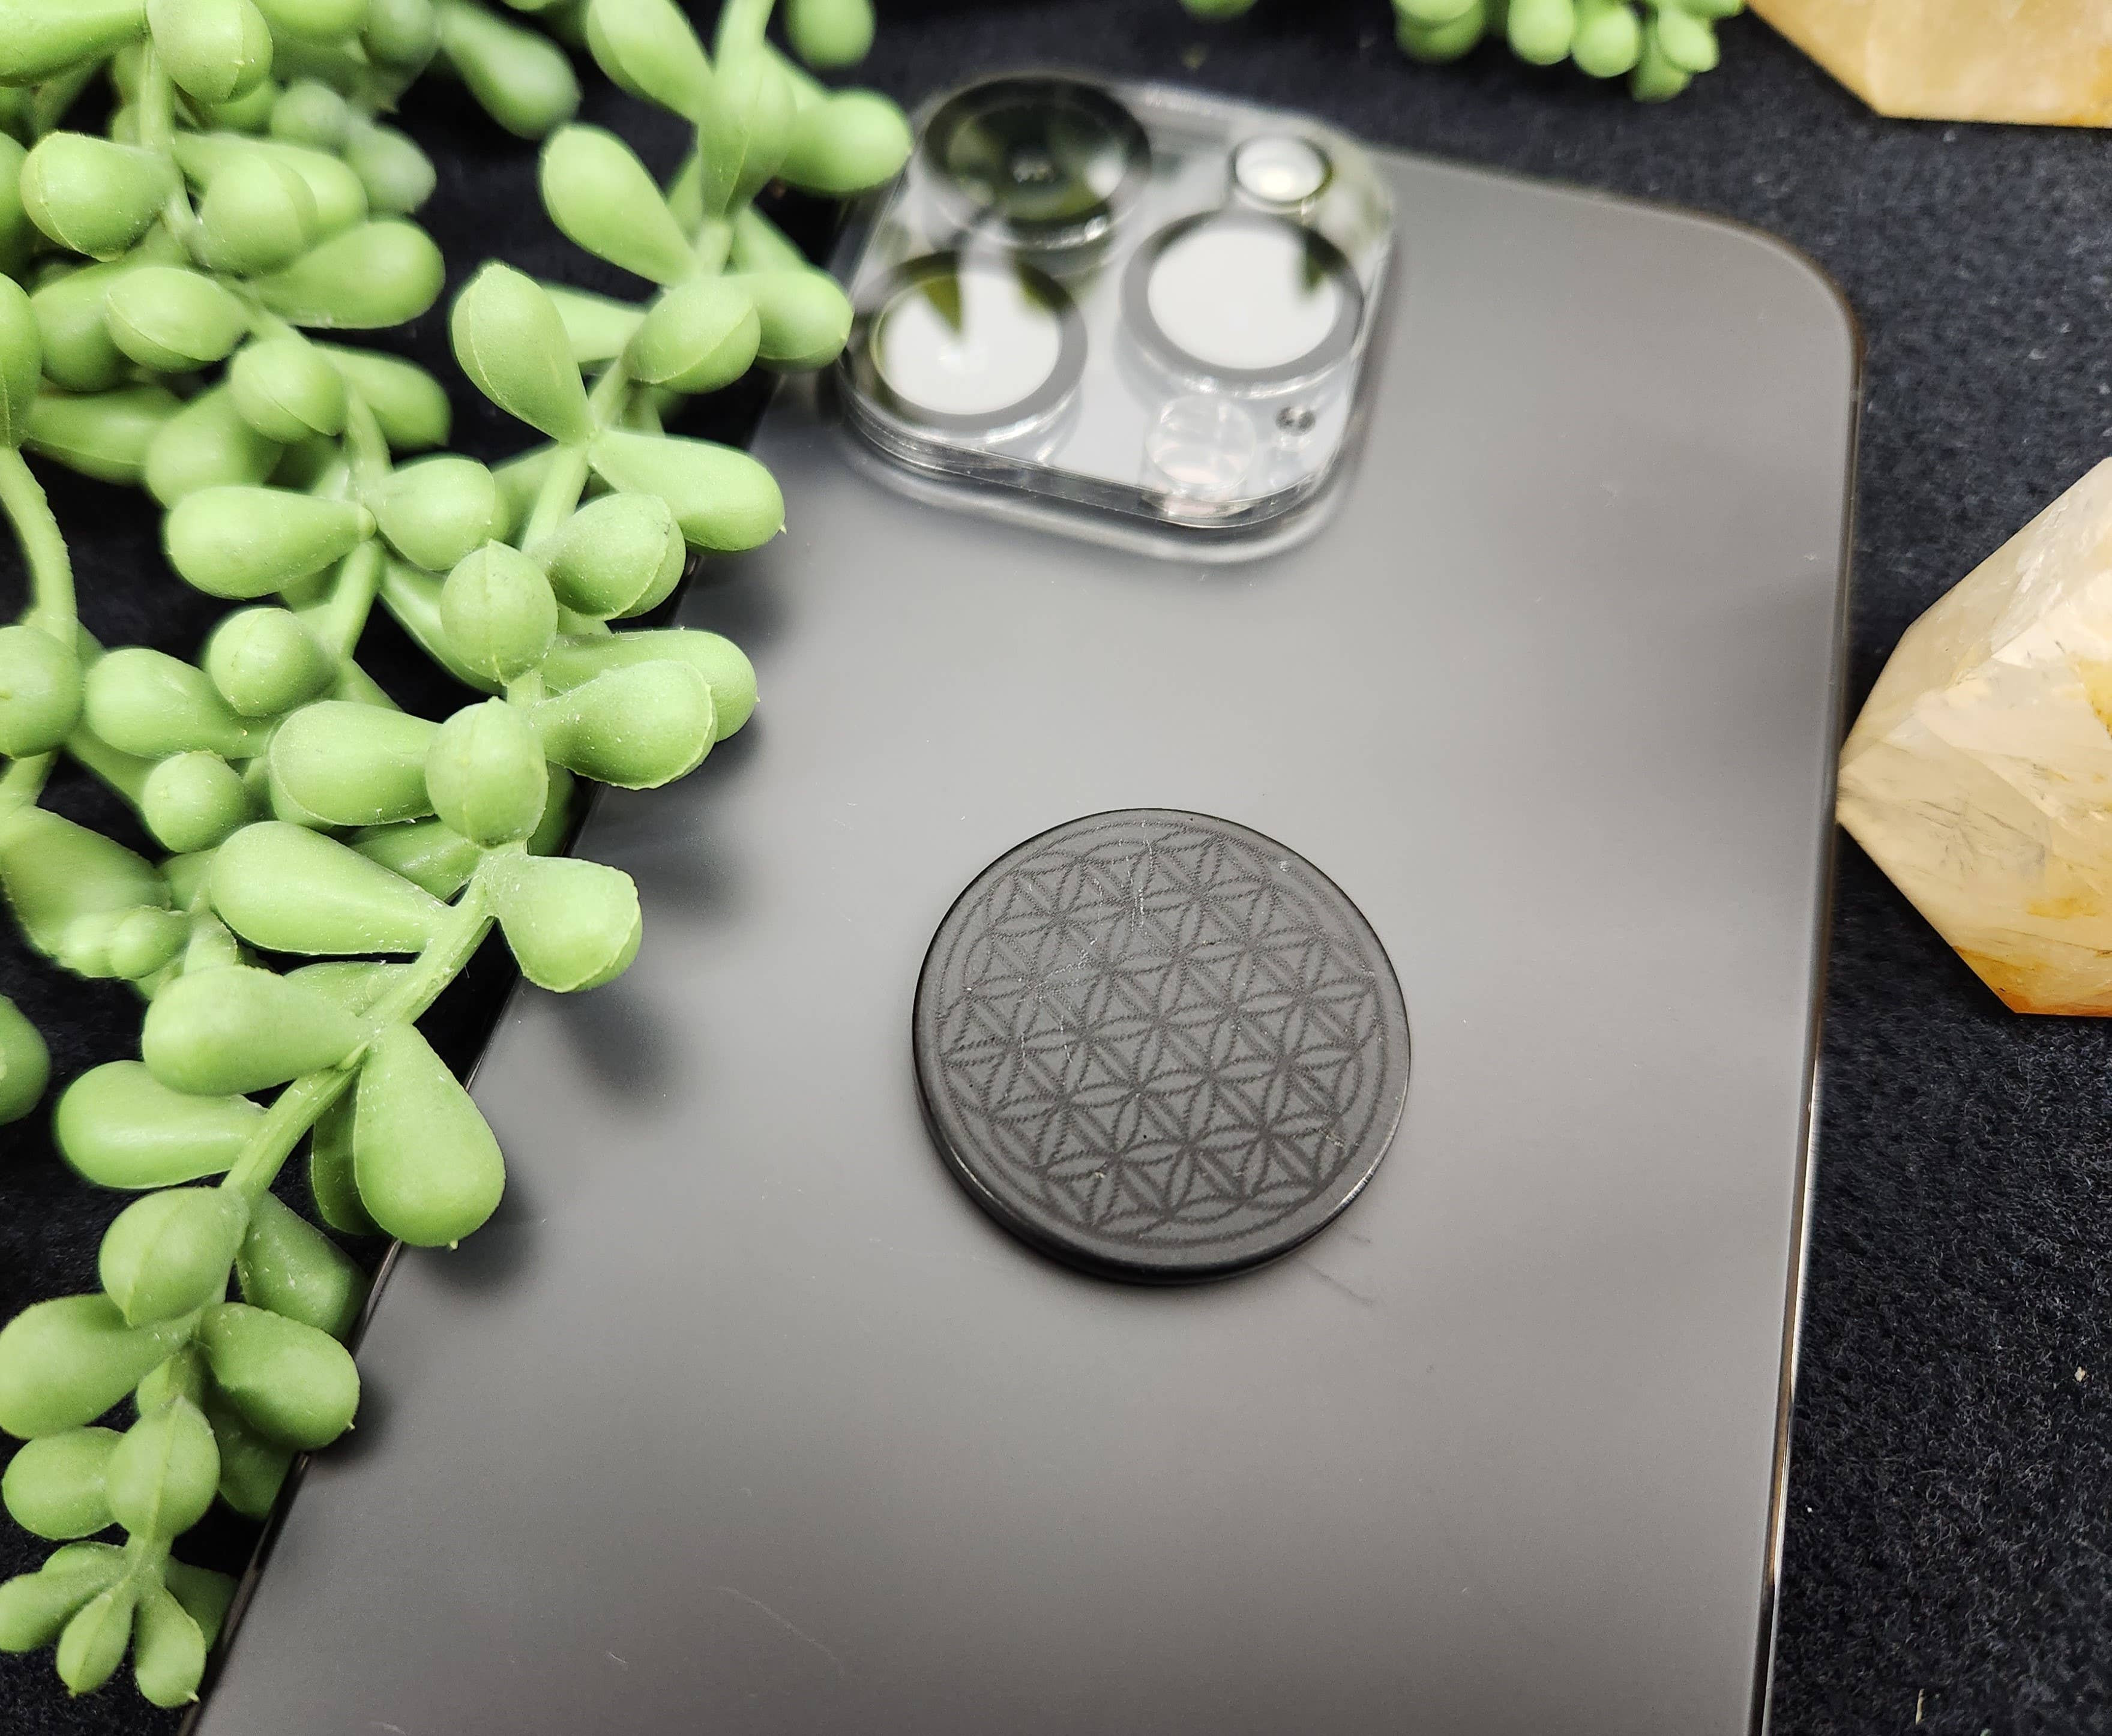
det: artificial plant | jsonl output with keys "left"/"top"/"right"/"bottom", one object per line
{"left": 0, "top": 0, "right": 904, "bottom": 1705}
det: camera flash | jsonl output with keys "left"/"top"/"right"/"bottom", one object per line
{"left": 1232, "top": 136, "right": 1331, "bottom": 210}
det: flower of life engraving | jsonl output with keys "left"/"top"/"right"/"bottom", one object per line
{"left": 913, "top": 810, "right": 1410, "bottom": 1280}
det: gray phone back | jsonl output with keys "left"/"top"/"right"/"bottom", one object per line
{"left": 193, "top": 142, "right": 1855, "bottom": 1736}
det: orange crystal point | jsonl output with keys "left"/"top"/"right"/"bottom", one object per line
{"left": 1752, "top": 0, "right": 2112, "bottom": 127}
{"left": 1840, "top": 459, "right": 2112, "bottom": 1015}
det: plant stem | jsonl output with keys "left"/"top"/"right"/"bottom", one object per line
{"left": 0, "top": 445, "right": 77, "bottom": 819}
{"left": 240, "top": 304, "right": 305, "bottom": 348}
{"left": 341, "top": 396, "right": 393, "bottom": 497}
{"left": 693, "top": 214, "right": 734, "bottom": 275}
{"left": 119, "top": 1533, "right": 169, "bottom": 1588}
{"left": 134, "top": 45, "right": 205, "bottom": 259}
{"left": 716, "top": 0, "right": 778, "bottom": 59}
{"left": 333, "top": 658, "right": 399, "bottom": 709}
{"left": 62, "top": 729, "right": 151, "bottom": 805}
{"left": 0, "top": 752, "right": 52, "bottom": 820}
{"left": 521, "top": 445, "right": 591, "bottom": 548}
{"left": 219, "top": 1071, "right": 352, "bottom": 1203}
{"left": 218, "top": 871, "right": 500, "bottom": 1202}
{"left": 135, "top": 47, "right": 175, "bottom": 155}
{"left": 314, "top": 539, "right": 384, "bottom": 662}
{"left": 520, "top": 356, "right": 636, "bottom": 548}
{"left": 314, "top": 394, "right": 393, "bottom": 667}
{"left": 585, "top": 344, "right": 635, "bottom": 424}
{"left": 0, "top": 446, "right": 76, "bottom": 640}
{"left": 28, "top": 64, "right": 94, "bottom": 136}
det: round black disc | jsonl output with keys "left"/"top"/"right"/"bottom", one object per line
{"left": 913, "top": 810, "right": 1410, "bottom": 1282}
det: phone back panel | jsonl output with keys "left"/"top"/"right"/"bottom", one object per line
{"left": 193, "top": 146, "right": 1856, "bottom": 1736}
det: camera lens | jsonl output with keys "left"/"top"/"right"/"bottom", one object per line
{"left": 850, "top": 252, "right": 1087, "bottom": 435}
{"left": 922, "top": 77, "right": 1151, "bottom": 247}
{"left": 1122, "top": 211, "right": 1362, "bottom": 388}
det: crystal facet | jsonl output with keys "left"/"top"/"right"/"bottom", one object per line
{"left": 1752, "top": 0, "right": 2112, "bottom": 127}
{"left": 1840, "top": 459, "right": 2112, "bottom": 1014}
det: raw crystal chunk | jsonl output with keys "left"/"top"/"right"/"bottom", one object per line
{"left": 1752, "top": 0, "right": 2112, "bottom": 127}
{"left": 1839, "top": 459, "right": 2112, "bottom": 1014}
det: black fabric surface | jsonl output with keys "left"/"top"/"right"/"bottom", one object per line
{"left": 5, "top": 5, "right": 2112, "bottom": 1732}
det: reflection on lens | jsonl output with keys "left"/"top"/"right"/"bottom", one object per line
{"left": 1149, "top": 225, "right": 1341, "bottom": 371}
{"left": 1123, "top": 212, "right": 1362, "bottom": 388}
{"left": 852, "top": 253, "right": 1087, "bottom": 434}
{"left": 1232, "top": 136, "right": 1331, "bottom": 210}
{"left": 876, "top": 271, "right": 1059, "bottom": 416}
{"left": 924, "top": 77, "right": 1150, "bottom": 245}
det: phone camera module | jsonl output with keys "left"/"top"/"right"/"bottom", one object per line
{"left": 922, "top": 76, "right": 1151, "bottom": 249}
{"left": 850, "top": 251, "right": 1087, "bottom": 437}
{"left": 1231, "top": 135, "right": 1332, "bottom": 213}
{"left": 1122, "top": 211, "right": 1363, "bottom": 390}
{"left": 839, "top": 76, "right": 1394, "bottom": 541}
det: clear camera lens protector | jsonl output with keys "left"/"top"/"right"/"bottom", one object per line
{"left": 837, "top": 77, "right": 1395, "bottom": 546}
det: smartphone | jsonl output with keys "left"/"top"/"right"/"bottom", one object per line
{"left": 191, "top": 73, "right": 1856, "bottom": 1736}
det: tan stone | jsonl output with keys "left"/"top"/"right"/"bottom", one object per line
{"left": 1752, "top": 0, "right": 2112, "bottom": 127}
{"left": 1838, "top": 459, "right": 2112, "bottom": 1014}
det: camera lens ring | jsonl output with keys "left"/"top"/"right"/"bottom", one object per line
{"left": 849, "top": 250, "right": 1089, "bottom": 436}
{"left": 921, "top": 76, "right": 1152, "bottom": 248}
{"left": 1122, "top": 211, "right": 1364, "bottom": 389}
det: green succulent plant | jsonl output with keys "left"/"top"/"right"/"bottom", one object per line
{"left": 1182, "top": 0, "right": 1745, "bottom": 100}
{"left": 0, "top": 0, "right": 899, "bottom": 1704}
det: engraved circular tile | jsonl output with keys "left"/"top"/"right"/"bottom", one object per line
{"left": 913, "top": 809, "right": 1410, "bottom": 1281}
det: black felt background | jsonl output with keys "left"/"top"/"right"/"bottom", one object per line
{"left": 5, "top": 4, "right": 2112, "bottom": 1732}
